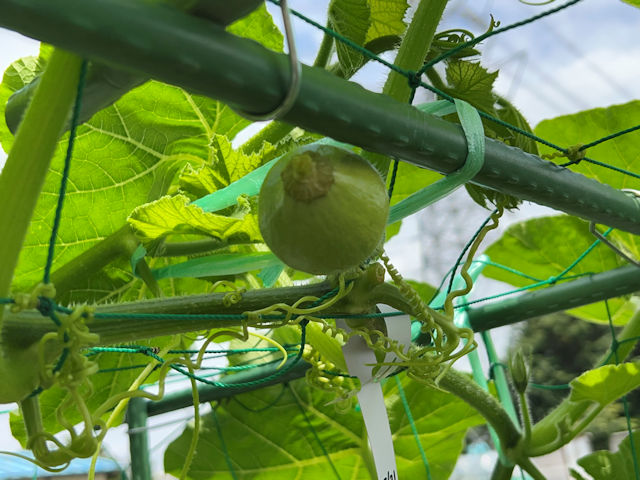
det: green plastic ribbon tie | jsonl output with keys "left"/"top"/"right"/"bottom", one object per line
{"left": 387, "top": 99, "right": 485, "bottom": 224}
{"left": 257, "top": 263, "right": 285, "bottom": 287}
{"left": 150, "top": 252, "right": 281, "bottom": 280}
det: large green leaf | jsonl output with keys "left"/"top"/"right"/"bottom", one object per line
{"left": 329, "top": 0, "right": 409, "bottom": 78}
{"left": 388, "top": 162, "right": 443, "bottom": 207}
{"left": 365, "top": 0, "right": 409, "bottom": 44}
{"left": 178, "top": 135, "right": 276, "bottom": 199}
{"left": 445, "top": 61, "right": 498, "bottom": 115}
{"left": 329, "top": 0, "right": 371, "bottom": 78}
{"left": 483, "top": 215, "right": 633, "bottom": 324}
{"left": 128, "top": 194, "right": 261, "bottom": 245}
{"left": 535, "top": 101, "right": 640, "bottom": 260}
{"left": 570, "top": 362, "right": 640, "bottom": 407}
{"left": 164, "top": 374, "right": 483, "bottom": 479}
{"left": 0, "top": 51, "right": 48, "bottom": 152}
{"left": 227, "top": 2, "right": 284, "bottom": 52}
{"left": 535, "top": 101, "right": 640, "bottom": 192}
{"left": 8, "top": 81, "right": 238, "bottom": 294}
{"left": 573, "top": 430, "right": 640, "bottom": 480}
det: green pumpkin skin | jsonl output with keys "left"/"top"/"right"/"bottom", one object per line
{"left": 259, "top": 144, "right": 389, "bottom": 275}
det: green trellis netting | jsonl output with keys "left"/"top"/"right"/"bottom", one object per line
{"left": 0, "top": 1, "right": 639, "bottom": 479}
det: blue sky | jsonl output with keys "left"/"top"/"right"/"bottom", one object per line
{"left": 264, "top": 0, "right": 640, "bottom": 126}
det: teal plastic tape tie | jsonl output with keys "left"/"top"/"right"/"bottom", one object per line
{"left": 151, "top": 252, "right": 281, "bottom": 280}
{"left": 388, "top": 99, "right": 485, "bottom": 224}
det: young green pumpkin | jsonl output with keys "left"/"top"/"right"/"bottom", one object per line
{"left": 258, "top": 144, "right": 389, "bottom": 275}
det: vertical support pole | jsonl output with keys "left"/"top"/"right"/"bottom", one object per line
{"left": 481, "top": 331, "right": 519, "bottom": 427}
{"left": 127, "top": 397, "right": 152, "bottom": 480}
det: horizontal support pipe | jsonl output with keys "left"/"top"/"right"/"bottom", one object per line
{"left": 3, "top": 261, "right": 628, "bottom": 412}
{"left": 146, "top": 357, "right": 310, "bottom": 416}
{"left": 466, "top": 264, "right": 640, "bottom": 331}
{"left": 2, "top": 0, "right": 640, "bottom": 233}
{"left": 4, "top": 0, "right": 263, "bottom": 133}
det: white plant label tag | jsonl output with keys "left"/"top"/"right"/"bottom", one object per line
{"left": 338, "top": 306, "right": 411, "bottom": 480}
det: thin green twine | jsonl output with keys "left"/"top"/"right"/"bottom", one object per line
{"left": 233, "top": 384, "right": 287, "bottom": 413}
{"left": 274, "top": 0, "right": 640, "bottom": 181}
{"left": 394, "top": 376, "right": 432, "bottom": 480}
{"left": 419, "top": 0, "right": 585, "bottom": 74}
{"left": 288, "top": 383, "right": 342, "bottom": 480}
{"left": 43, "top": 59, "right": 88, "bottom": 284}
{"left": 132, "top": 321, "right": 307, "bottom": 390}
{"left": 27, "top": 59, "right": 89, "bottom": 397}
{"left": 605, "top": 299, "right": 640, "bottom": 480}
{"left": 212, "top": 408, "right": 239, "bottom": 480}
{"left": 442, "top": 228, "right": 611, "bottom": 311}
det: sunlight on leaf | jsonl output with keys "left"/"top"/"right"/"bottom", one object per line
{"left": 179, "top": 135, "right": 276, "bottom": 198}
{"left": 228, "top": 3, "right": 284, "bottom": 52}
{"left": 570, "top": 361, "right": 640, "bottom": 407}
{"left": 0, "top": 4, "right": 283, "bottom": 300}
{"left": 128, "top": 194, "right": 261, "bottom": 245}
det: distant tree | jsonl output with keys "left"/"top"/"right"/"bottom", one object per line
{"left": 510, "top": 312, "right": 639, "bottom": 450}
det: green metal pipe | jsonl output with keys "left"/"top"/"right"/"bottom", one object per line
{"left": 466, "top": 265, "right": 640, "bottom": 332}
{"left": 1, "top": 0, "right": 640, "bottom": 233}
{"left": 146, "top": 357, "right": 310, "bottom": 416}
{"left": 127, "top": 396, "right": 153, "bottom": 480}
{"left": 4, "top": 0, "right": 263, "bottom": 133}
{"left": 480, "top": 331, "right": 519, "bottom": 426}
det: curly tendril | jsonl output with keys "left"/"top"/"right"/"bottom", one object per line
{"left": 11, "top": 282, "right": 56, "bottom": 312}
{"left": 541, "top": 143, "right": 585, "bottom": 165}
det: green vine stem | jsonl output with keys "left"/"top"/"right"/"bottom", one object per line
{"left": 518, "top": 457, "right": 546, "bottom": 480}
{"left": 438, "top": 369, "right": 522, "bottom": 451}
{"left": 150, "top": 237, "right": 262, "bottom": 257}
{"left": 382, "top": 0, "right": 447, "bottom": 103}
{"left": 313, "top": 24, "right": 334, "bottom": 69}
{"left": 0, "top": 49, "right": 83, "bottom": 320}
{"left": 370, "top": 0, "right": 448, "bottom": 178}
{"left": 2, "top": 281, "right": 335, "bottom": 347}
{"left": 361, "top": 429, "right": 377, "bottom": 480}
{"left": 519, "top": 392, "right": 533, "bottom": 443}
{"left": 43, "top": 225, "right": 138, "bottom": 298}
{"left": 490, "top": 461, "right": 515, "bottom": 480}
{"left": 528, "top": 308, "right": 640, "bottom": 456}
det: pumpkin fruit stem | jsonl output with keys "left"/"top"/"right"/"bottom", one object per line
{"left": 281, "top": 152, "right": 334, "bottom": 202}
